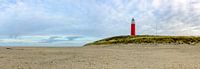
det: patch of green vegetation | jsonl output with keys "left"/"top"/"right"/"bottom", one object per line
{"left": 85, "top": 35, "right": 200, "bottom": 46}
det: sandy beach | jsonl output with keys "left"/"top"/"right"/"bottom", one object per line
{"left": 1, "top": 44, "right": 200, "bottom": 69}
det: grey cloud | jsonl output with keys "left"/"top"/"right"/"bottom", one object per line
{"left": 39, "top": 36, "right": 82, "bottom": 43}
{"left": 39, "top": 36, "right": 65, "bottom": 43}
{"left": 0, "top": 0, "right": 200, "bottom": 38}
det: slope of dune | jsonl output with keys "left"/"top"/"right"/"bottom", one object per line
{"left": 85, "top": 35, "right": 200, "bottom": 46}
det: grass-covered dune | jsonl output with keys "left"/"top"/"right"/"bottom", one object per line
{"left": 85, "top": 35, "right": 200, "bottom": 46}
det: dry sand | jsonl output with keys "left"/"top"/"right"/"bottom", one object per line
{"left": 1, "top": 44, "right": 200, "bottom": 69}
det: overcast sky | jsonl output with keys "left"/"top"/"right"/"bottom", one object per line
{"left": 0, "top": 0, "right": 200, "bottom": 46}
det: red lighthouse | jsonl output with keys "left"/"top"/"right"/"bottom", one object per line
{"left": 131, "top": 18, "right": 136, "bottom": 36}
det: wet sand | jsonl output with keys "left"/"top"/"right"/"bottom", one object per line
{"left": 1, "top": 44, "right": 200, "bottom": 69}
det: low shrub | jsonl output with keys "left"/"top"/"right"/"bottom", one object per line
{"left": 85, "top": 35, "right": 200, "bottom": 46}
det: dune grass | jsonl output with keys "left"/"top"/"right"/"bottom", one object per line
{"left": 85, "top": 35, "right": 200, "bottom": 46}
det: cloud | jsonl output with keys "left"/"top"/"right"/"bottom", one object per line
{"left": 39, "top": 36, "right": 65, "bottom": 43}
{"left": 39, "top": 36, "right": 82, "bottom": 43}
{"left": 0, "top": 35, "right": 100, "bottom": 46}
{"left": 134, "top": 0, "right": 200, "bottom": 36}
{"left": 0, "top": 0, "right": 200, "bottom": 36}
